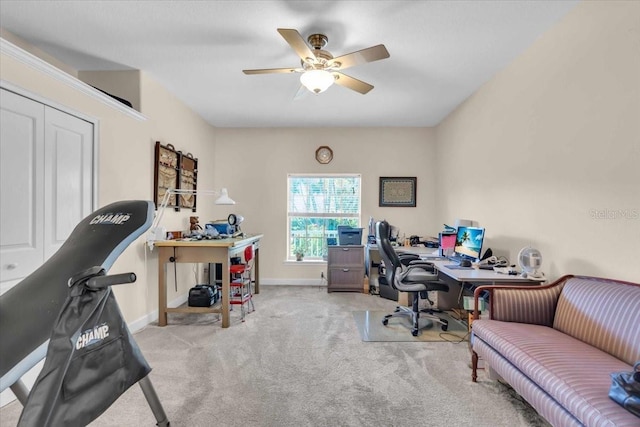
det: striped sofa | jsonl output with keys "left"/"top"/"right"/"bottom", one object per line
{"left": 470, "top": 275, "right": 640, "bottom": 427}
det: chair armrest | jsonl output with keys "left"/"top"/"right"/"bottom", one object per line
{"left": 473, "top": 275, "right": 573, "bottom": 326}
{"left": 407, "top": 260, "right": 436, "bottom": 273}
{"left": 397, "top": 252, "right": 420, "bottom": 266}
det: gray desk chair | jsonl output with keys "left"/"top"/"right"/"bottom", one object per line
{"left": 376, "top": 221, "right": 449, "bottom": 336}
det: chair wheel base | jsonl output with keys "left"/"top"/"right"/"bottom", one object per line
{"left": 382, "top": 318, "right": 389, "bottom": 326}
{"left": 441, "top": 319, "right": 448, "bottom": 331}
{"left": 411, "top": 329, "right": 419, "bottom": 337}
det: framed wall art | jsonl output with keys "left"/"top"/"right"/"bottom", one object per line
{"left": 154, "top": 141, "right": 199, "bottom": 211}
{"left": 379, "top": 177, "right": 417, "bottom": 207}
{"left": 153, "top": 141, "right": 179, "bottom": 210}
{"left": 178, "top": 152, "right": 198, "bottom": 211}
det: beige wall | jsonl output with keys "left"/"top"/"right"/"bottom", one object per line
{"left": 213, "top": 127, "right": 438, "bottom": 283}
{"left": 435, "top": 0, "right": 640, "bottom": 282}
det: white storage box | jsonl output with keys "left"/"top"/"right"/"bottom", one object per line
{"left": 463, "top": 296, "right": 486, "bottom": 312}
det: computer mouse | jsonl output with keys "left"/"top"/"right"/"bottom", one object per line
{"left": 460, "top": 259, "right": 472, "bottom": 267}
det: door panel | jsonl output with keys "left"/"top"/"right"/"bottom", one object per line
{"left": 0, "top": 88, "right": 94, "bottom": 289}
{"left": 0, "top": 89, "right": 45, "bottom": 283}
{"left": 44, "top": 107, "right": 94, "bottom": 259}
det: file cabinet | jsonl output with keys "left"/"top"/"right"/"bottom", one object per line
{"left": 327, "top": 245, "right": 365, "bottom": 292}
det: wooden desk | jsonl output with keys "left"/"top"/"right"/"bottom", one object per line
{"left": 155, "top": 234, "right": 263, "bottom": 328}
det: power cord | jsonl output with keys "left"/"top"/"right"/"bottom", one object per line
{"left": 438, "top": 330, "right": 470, "bottom": 343}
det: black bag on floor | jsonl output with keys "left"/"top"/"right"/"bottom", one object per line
{"left": 18, "top": 267, "right": 151, "bottom": 427}
{"left": 609, "top": 362, "right": 640, "bottom": 417}
{"left": 188, "top": 284, "right": 216, "bottom": 307}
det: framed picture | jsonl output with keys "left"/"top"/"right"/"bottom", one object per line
{"left": 153, "top": 141, "right": 179, "bottom": 210}
{"left": 178, "top": 152, "right": 198, "bottom": 211}
{"left": 379, "top": 177, "right": 417, "bottom": 207}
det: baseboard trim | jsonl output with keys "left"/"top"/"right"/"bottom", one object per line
{"left": 260, "top": 279, "right": 327, "bottom": 286}
{"left": 127, "top": 294, "right": 188, "bottom": 333}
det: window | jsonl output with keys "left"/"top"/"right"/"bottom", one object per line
{"left": 287, "top": 174, "right": 361, "bottom": 260}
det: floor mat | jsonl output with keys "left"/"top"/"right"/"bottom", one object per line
{"left": 353, "top": 310, "right": 469, "bottom": 342}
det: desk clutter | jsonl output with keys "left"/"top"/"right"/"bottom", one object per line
{"left": 163, "top": 215, "right": 247, "bottom": 242}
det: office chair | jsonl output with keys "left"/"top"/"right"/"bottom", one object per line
{"left": 376, "top": 221, "right": 449, "bottom": 336}
{"left": 229, "top": 244, "right": 255, "bottom": 322}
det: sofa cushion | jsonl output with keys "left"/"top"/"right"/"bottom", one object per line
{"left": 553, "top": 277, "right": 640, "bottom": 365}
{"left": 491, "top": 284, "right": 564, "bottom": 326}
{"left": 473, "top": 320, "right": 639, "bottom": 426}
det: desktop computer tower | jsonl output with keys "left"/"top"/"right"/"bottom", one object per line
{"left": 208, "top": 263, "right": 223, "bottom": 287}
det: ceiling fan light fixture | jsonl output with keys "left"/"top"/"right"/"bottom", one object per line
{"left": 300, "top": 69, "right": 334, "bottom": 94}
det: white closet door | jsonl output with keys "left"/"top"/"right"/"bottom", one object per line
{"left": 0, "top": 89, "right": 45, "bottom": 283}
{"left": 43, "top": 107, "right": 94, "bottom": 260}
{"left": 0, "top": 88, "right": 94, "bottom": 291}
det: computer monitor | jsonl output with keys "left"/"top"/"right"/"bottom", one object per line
{"left": 453, "top": 226, "right": 485, "bottom": 261}
{"left": 439, "top": 232, "right": 456, "bottom": 257}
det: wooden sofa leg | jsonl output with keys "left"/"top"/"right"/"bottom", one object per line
{"left": 471, "top": 350, "right": 478, "bottom": 382}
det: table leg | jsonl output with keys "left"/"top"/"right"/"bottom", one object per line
{"left": 221, "top": 252, "right": 230, "bottom": 328}
{"left": 472, "top": 350, "right": 479, "bottom": 382}
{"left": 158, "top": 248, "right": 168, "bottom": 327}
{"left": 254, "top": 246, "right": 260, "bottom": 294}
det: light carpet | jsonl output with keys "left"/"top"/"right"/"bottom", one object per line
{"left": 353, "top": 310, "right": 468, "bottom": 342}
{"left": 0, "top": 286, "right": 549, "bottom": 427}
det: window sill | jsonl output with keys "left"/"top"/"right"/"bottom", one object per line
{"left": 284, "top": 260, "right": 327, "bottom": 265}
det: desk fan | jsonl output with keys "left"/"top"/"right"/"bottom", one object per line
{"left": 518, "top": 247, "right": 544, "bottom": 279}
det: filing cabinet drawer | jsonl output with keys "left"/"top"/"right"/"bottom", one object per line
{"left": 327, "top": 246, "right": 364, "bottom": 265}
{"left": 328, "top": 267, "right": 364, "bottom": 289}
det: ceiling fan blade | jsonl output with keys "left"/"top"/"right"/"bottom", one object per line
{"left": 293, "top": 85, "right": 310, "bottom": 101}
{"left": 243, "top": 67, "right": 301, "bottom": 75}
{"left": 333, "top": 72, "right": 374, "bottom": 94}
{"left": 329, "top": 44, "right": 390, "bottom": 70}
{"left": 277, "top": 28, "right": 316, "bottom": 62}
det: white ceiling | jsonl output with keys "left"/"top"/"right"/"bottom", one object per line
{"left": 0, "top": 1, "right": 579, "bottom": 128}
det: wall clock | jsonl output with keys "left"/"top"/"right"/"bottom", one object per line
{"left": 315, "top": 146, "right": 333, "bottom": 164}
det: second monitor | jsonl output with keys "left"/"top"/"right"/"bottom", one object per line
{"left": 453, "top": 226, "right": 485, "bottom": 261}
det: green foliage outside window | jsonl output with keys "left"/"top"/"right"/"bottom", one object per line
{"left": 288, "top": 175, "right": 361, "bottom": 260}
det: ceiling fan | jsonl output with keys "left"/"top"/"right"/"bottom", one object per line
{"left": 243, "top": 28, "right": 390, "bottom": 95}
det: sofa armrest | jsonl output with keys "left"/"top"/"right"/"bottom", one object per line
{"left": 473, "top": 275, "right": 573, "bottom": 326}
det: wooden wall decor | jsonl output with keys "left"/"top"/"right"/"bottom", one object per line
{"left": 154, "top": 141, "right": 179, "bottom": 210}
{"left": 178, "top": 152, "right": 198, "bottom": 211}
{"left": 153, "top": 141, "right": 199, "bottom": 211}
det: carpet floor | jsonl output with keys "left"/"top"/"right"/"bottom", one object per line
{"left": 0, "top": 286, "right": 549, "bottom": 427}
